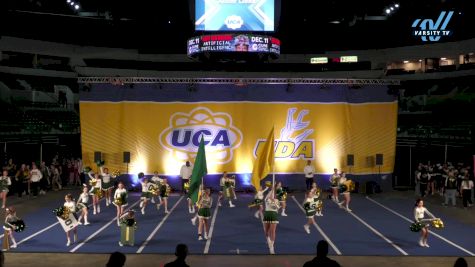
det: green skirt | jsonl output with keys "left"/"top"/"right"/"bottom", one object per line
{"left": 306, "top": 210, "right": 316, "bottom": 218}
{"left": 102, "top": 182, "right": 112, "bottom": 190}
{"left": 263, "top": 211, "right": 279, "bottom": 224}
{"left": 198, "top": 208, "right": 211, "bottom": 219}
{"left": 141, "top": 192, "right": 152, "bottom": 199}
{"left": 77, "top": 202, "right": 88, "bottom": 210}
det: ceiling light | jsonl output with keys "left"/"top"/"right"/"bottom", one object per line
{"left": 74, "top": 4, "right": 79, "bottom": 9}
{"left": 441, "top": 57, "right": 447, "bottom": 60}
{"left": 403, "top": 60, "right": 409, "bottom": 63}
{"left": 385, "top": 9, "right": 391, "bottom": 14}
{"left": 394, "top": 3, "right": 399, "bottom": 8}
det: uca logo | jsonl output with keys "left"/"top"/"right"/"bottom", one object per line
{"left": 159, "top": 107, "right": 243, "bottom": 164}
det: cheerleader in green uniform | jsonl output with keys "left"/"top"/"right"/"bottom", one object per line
{"left": 157, "top": 178, "right": 171, "bottom": 214}
{"left": 88, "top": 172, "right": 102, "bottom": 215}
{"left": 100, "top": 167, "right": 116, "bottom": 207}
{"left": 263, "top": 190, "right": 280, "bottom": 254}
{"left": 113, "top": 182, "right": 128, "bottom": 226}
{"left": 275, "top": 182, "right": 287, "bottom": 216}
{"left": 150, "top": 171, "right": 163, "bottom": 204}
{"left": 310, "top": 182, "right": 323, "bottom": 216}
{"left": 139, "top": 178, "right": 152, "bottom": 215}
{"left": 197, "top": 188, "right": 212, "bottom": 240}
{"left": 218, "top": 172, "right": 235, "bottom": 208}
{"left": 3, "top": 207, "right": 19, "bottom": 250}
{"left": 250, "top": 185, "right": 269, "bottom": 219}
{"left": 1, "top": 170, "right": 12, "bottom": 209}
{"left": 303, "top": 190, "right": 321, "bottom": 234}
{"left": 338, "top": 172, "right": 352, "bottom": 212}
{"left": 330, "top": 168, "right": 340, "bottom": 203}
{"left": 76, "top": 186, "right": 90, "bottom": 225}
{"left": 64, "top": 194, "right": 78, "bottom": 246}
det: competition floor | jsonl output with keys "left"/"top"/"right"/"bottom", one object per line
{"left": 2, "top": 190, "right": 475, "bottom": 257}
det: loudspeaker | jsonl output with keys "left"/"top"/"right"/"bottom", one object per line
{"left": 347, "top": 154, "right": 354, "bottom": 166}
{"left": 123, "top": 151, "right": 130, "bottom": 163}
{"left": 376, "top": 154, "right": 383, "bottom": 165}
{"left": 94, "top": 151, "right": 102, "bottom": 162}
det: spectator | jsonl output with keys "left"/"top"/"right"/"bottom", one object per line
{"left": 164, "top": 244, "right": 190, "bottom": 267}
{"left": 453, "top": 257, "right": 468, "bottom": 267}
{"left": 302, "top": 240, "right": 340, "bottom": 267}
{"left": 105, "top": 251, "right": 126, "bottom": 267}
{"left": 0, "top": 250, "right": 4, "bottom": 267}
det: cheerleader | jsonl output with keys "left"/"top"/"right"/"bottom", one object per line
{"left": 309, "top": 182, "right": 323, "bottom": 216}
{"left": 113, "top": 182, "right": 128, "bottom": 226}
{"left": 157, "top": 178, "right": 171, "bottom": 214}
{"left": 150, "top": 171, "right": 163, "bottom": 204}
{"left": 414, "top": 199, "right": 436, "bottom": 247}
{"left": 275, "top": 182, "right": 287, "bottom": 216}
{"left": 263, "top": 190, "right": 280, "bottom": 254}
{"left": 338, "top": 172, "right": 352, "bottom": 212}
{"left": 218, "top": 172, "right": 235, "bottom": 208}
{"left": 3, "top": 207, "right": 19, "bottom": 250}
{"left": 88, "top": 172, "right": 102, "bottom": 214}
{"left": 230, "top": 175, "right": 237, "bottom": 200}
{"left": 119, "top": 210, "right": 136, "bottom": 247}
{"left": 197, "top": 188, "right": 212, "bottom": 240}
{"left": 251, "top": 185, "right": 269, "bottom": 219}
{"left": 100, "top": 167, "right": 116, "bottom": 207}
{"left": 303, "top": 190, "right": 319, "bottom": 234}
{"left": 76, "top": 186, "right": 90, "bottom": 225}
{"left": 139, "top": 178, "right": 152, "bottom": 215}
{"left": 64, "top": 194, "right": 78, "bottom": 246}
{"left": 1, "top": 171, "right": 12, "bottom": 209}
{"left": 330, "top": 168, "right": 340, "bottom": 203}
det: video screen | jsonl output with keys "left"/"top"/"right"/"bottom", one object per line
{"left": 195, "top": 0, "right": 274, "bottom": 32}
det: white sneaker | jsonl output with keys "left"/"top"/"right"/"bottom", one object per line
{"left": 74, "top": 234, "right": 78, "bottom": 243}
{"left": 346, "top": 208, "right": 352, "bottom": 212}
{"left": 269, "top": 245, "right": 275, "bottom": 254}
{"left": 424, "top": 243, "right": 430, "bottom": 248}
{"left": 140, "top": 201, "right": 144, "bottom": 208}
{"left": 198, "top": 235, "right": 203, "bottom": 241}
{"left": 66, "top": 240, "right": 71, "bottom": 247}
{"left": 151, "top": 198, "right": 156, "bottom": 204}
{"left": 188, "top": 208, "right": 192, "bottom": 214}
{"left": 191, "top": 217, "right": 197, "bottom": 226}
{"left": 304, "top": 225, "right": 310, "bottom": 234}
{"left": 165, "top": 210, "right": 169, "bottom": 214}
{"left": 117, "top": 221, "right": 120, "bottom": 227}
{"left": 93, "top": 210, "right": 97, "bottom": 215}
{"left": 97, "top": 206, "right": 101, "bottom": 213}
{"left": 229, "top": 203, "right": 235, "bottom": 208}
{"left": 11, "top": 244, "right": 17, "bottom": 249}
{"left": 119, "top": 242, "right": 123, "bottom": 247}
{"left": 254, "top": 211, "right": 260, "bottom": 219}
{"left": 419, "top": 239, "right": 424, "bottom": 247}
{"left": 204, "top": 233, "right": 208, "bottom": 240}
{"left": 218, "top": 202, "right": 222, "bottom": 207}
{"left": 141, "top": 208, "right": 145, "bottom": 215}
{"left": 156, "top": 204, "right": 161, "bottom": 210}
{"left": 85, "top": 221, "right": 90, "bottom": 225}
{"left": 281, "top": 212, "right": 287, "bottom": 217}
{"left": 78, "top": 221, "right": 83, "bottom": 225}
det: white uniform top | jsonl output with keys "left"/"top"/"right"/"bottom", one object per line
{"left": 78, "top": 192, "right": 89, "bottom": 204}
{"left": 30, "top": 169, "right": 43, "bottom": 182}
{"left": 339, "top": 177, "right": 347, "bottom": 185}
{"left": 151, "top": 175, "right": 163, "bottom": 184}
{"left": 88, "top": 173, "right": 102, "bottom": 189}
{"left": 141, "top": 182, "right": 150, "bottom": 192}
{"left": 100, "top": 167, "right": 113, "bottom": 183}
{"left": 64, "top": 200, "right": 76, "bottom": 213}
{"left": 0, "top": 176, "right": 12, "bottom": 186}
{"left": 255, "top": 187, "right": 269, "bottom": 200}
{"left": 461, "top": 180, "right": 474, "bottom": 190}
{"left": 304, "top": 165, "right": 315, "bottom": 178}
{"left": 220, "top": 177, "right": 226, "bottom": 187}
{"left": 115, "top": 188, "right": 127, "bottom": 199}
{"left": 265, "top": 198, "right": 280, "bottom": 212}
{"left": 330, "top": 173, "right": 340, "bottom": 187}
{"left": 180, "top": 164, "right": 193, "bottom": 180}
{"left": 414, "top": 207, "right": 435, "bottom": 221}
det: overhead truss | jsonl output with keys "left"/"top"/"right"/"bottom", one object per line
{"left": 78, "top": 77, "right": 400, "bottom": 85}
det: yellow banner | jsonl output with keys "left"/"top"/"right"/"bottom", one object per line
{"left": 80, "top": 102, "right": 397, "bottom": 175}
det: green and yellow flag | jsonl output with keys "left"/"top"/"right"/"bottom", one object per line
{"left": 251, "top": 127, "right": 275, "bottom": 190}
{"left": 189, "top": 137, "right": 208, "bottom": 204}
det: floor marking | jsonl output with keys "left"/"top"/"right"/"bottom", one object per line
{"left": 366, "top": 196, "right": 475, "bottom": 256}
{"left": 203, "top": 201, "right": 220, "bottom": 254}
{"left": 291, "top": 195, "right": 342, "bottom": 255}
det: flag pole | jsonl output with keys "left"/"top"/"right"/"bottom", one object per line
{"left": 272, "top": 125, "right": 275, "bottom": 198}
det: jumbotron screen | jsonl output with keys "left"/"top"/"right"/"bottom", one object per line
{"left": 187, "top": 34, "right": 280, "bottom": 57}
{"left": 195, "top": 0, "right": 275, "bottom": 31}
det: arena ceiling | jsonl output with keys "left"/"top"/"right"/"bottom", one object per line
{"left": 1, "top": 0, "right": 473, "bottom": 53}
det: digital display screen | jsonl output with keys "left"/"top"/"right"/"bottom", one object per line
{"left": 195, "top": 0, "right": 274, "bottom": 32}
{"left": 187, "top": 34, "right": 280, "bottom": 57}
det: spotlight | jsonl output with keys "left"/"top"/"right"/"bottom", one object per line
{"left": 385, "top": 9, "right": 391, "bottom": 14}
{"left": 394, "top": 3, "right": 399, "bottom": 8}
{"left": 74, "top": 4, "right": 79, "bottom": 9}
{"left": 390, "top": 7, "right": 394, "bottom": 10}
{"left": 66, "top": 0, "right": 71, "bottom": 2}
{"left": 403, "top": 60, "right": 409, "bottom": 63}
{"left": 70, "top": 2, "right": 74, "bottom": 5}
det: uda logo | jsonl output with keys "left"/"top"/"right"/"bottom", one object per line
{"left": 159, "top": 107, "right": 243, "bottom": 164}
{"left": 254, "top": 108, "right": 315, "bottom": 160}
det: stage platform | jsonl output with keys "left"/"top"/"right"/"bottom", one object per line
{"left": 2, "top": 188, "right": 474, "bottom": 266}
